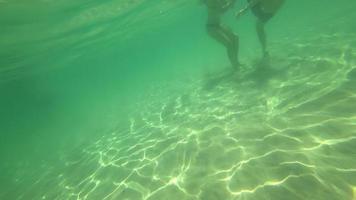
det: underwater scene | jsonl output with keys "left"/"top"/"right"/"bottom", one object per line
{"left": 1, "top": 0, "right": 356, "bottom": 199}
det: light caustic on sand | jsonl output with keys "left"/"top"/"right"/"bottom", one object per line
{"left": 10, "top": 32, "right": 356, "bottom": 200}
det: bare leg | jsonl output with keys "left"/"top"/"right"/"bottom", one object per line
{"left": 207, "top": 25, "right": 240, "bottom": 68}
{"left": 220, "top": 25, "right": 240, "bottom": 68}
{"left": 256, "top": 20, "right": 268, "bottom": 57}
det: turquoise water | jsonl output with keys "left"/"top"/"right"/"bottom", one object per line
{"left": 1, "top": 0, "right": 356, "bottom": 199}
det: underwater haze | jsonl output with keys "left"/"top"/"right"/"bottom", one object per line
{"left": 1, "top": 0, "right": 356, "bottom": 199}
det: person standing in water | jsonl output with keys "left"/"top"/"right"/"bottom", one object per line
{"left": 236, "top": 0, "right": 285, "bottom": 58}
{"left": 202, "top": 0, "right": 240, "bottom": 69}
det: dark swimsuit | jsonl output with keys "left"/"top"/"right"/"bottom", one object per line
{"left": 248, "top": 0, "right": 274, "bottom": 23}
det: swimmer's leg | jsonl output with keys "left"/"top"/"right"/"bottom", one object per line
{"left": 256, "top": 20, "right": 268, "bottom": 57}
{"left": 220, "top": 25, "right": 240, "bottom": 68}
{"left": 208, "top": 25, "right": 239, "bottom": 69}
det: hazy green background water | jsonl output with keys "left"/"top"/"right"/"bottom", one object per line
{"left": 1, "top": 0, "right": 356, "bottom": 199}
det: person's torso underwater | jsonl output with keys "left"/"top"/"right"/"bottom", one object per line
{"left": 203, "top": 0, "right": 236, "bottom": 13}
{"left": 203, "top": 0, "right": 236, "bottom": 24}
{"left": 249, "top": 0, "right": 285, "bottom": 14}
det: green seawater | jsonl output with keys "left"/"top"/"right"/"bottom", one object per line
{"left": 1, "top": 0, "right": 356, "bottom": 199}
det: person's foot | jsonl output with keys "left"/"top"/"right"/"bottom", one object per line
{"left": 233, "top": 62, "right": 247, "bottom": 73}
{"left": 261, "top": 51, "right": 270, "bottom": 64}
{"left": 263, "top": 51, "right": 270, "bottom": 59}
{"left": 233, "top": 62, "right": 241, "bottom": 71}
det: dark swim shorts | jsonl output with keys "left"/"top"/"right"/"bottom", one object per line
{"left": 248, "top": 0, "right": 274, "bottom": 23}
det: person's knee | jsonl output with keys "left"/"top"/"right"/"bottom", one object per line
{"left": 232, "top": 35, "right": 239, "bottom": 48}
{"left": 207, "top": 27, "right": 216, "bottom": 35}
{"left": 256, "top": 20, "right": 264, "bottom": 28}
